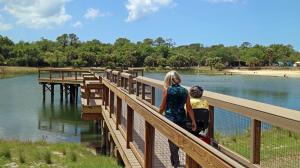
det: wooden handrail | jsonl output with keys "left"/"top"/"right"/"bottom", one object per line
{"left": 102, "top": 77, "right": 243, "bottom": 168}
{"left": 136, "top": 76, "right": 300, "bottom": 133}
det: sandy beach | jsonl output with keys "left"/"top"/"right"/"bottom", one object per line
{"left": 225, "top": 69, "right": 300, "bottom": 78}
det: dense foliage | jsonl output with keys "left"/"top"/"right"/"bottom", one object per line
{"left": 1, "top": 34, "right": 299, "bottom": 69}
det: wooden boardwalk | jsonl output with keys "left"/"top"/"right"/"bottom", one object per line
{"left": 38, "top": 68, "right": 300, "bottom": 168}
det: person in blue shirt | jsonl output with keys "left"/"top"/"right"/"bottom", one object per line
{"left": 159, "top": 70, "right": 196, "bottom": 167}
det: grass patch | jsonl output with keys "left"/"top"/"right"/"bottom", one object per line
{"left": 216, "top": 127, "right": 300, "bottom": 167}
{"left": 0, "top": 66, "right": 37, "bottom": 79}
{"left": 0, "top": 139, "right": 121, "bottom": 168}
{"left": 0, "top": 147, "right": 11, "bottom": 160}
{"left": 70, "top": 151, "right": 77, "bottom": 162}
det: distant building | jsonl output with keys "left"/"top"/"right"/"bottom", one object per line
{"left": 294, "top": 61, "right": 300, "bottom": 67}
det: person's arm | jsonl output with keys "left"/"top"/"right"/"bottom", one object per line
{"left": 159, "top": 88, "right": 167, "bottom": 114}
{"left": 186, "top": 95, "right": 197, "bottom": 131}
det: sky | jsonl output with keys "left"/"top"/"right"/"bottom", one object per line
{"left": 0, "top": 0, "right": 299, "bottom": 50}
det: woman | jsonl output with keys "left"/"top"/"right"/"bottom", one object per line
{"left": 159, "top": 71, "right": 197, "bottom": 167}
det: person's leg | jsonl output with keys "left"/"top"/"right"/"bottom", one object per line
{"left": 168, "top": 139, "right": 180, "bottom": 167}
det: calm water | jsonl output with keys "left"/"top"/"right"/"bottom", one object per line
{"left": 0, "top": 73, "right": 299, "bottom": 141}
{"left": 0, "top": 75, "right": 99, "bottom": 143}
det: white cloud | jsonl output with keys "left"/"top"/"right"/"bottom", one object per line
{"left": 0, "top": 0, "right": 71, "bottom": 28}
{"left": 126, "top": 0, "right": 174, "bottom": 22}
{"left": 72, "top": 21, "right": 82, "bottom": 28}
{"left": 84, "top": 8, "right": 108, "bottom": 20}
{"left": 0, "top": 22, "right": 12, "bottom": 31}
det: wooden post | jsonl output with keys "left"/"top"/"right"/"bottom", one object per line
{"left": 38, "top": 70, "right": 40, "bottom": 78}
{"left": 101, "top": 123, "right": 108, "bottom": 155}
{"left": 64, "top": 85, "right": 68, "bottom": 103}
{"left": 60, "top": 84, "right": 63, "bottom": 102}
{"left": 102, "top": 86, "right": 106, "bottom": 106}
{"left": 142, "top": 84, "right": 146, "bottom": 100}
{"left": 105, "top": 87, "right": 109, "bottom": 108}
{"left": 126, "top": 105, "right": 133, "bottom": 148}
{"left": 109, "top": 90, "right": 114, "bottom": 117}
{"left": 128, "top": 75, "right": 134, "bottom": 94}
{"left": 116, "top": 96, "right": 122, "bottom": 130}
{"left": 208, "top": 105, "right": 215, "bottom": 139}
{"left": 75, "top": 85, "right": 78, "bottom": 104}
{"left": 136, "top": 82, "right": 140, "bottom": 97}
{"left": 186, "top": 155, "right": 200, "bottom": 168}
{"left": 151, "top": 87, "right": 155, "bottom": 105}
{"left": 50, "top": 84, "right": 54, "bottom": 102}
{"left": 62, "top": 71, "right": 64, "bottom": 81}
{"left": 42, "top": 83, "right": 46, "bottom": 101}
{"left": 117, "top": 72, "right": 121, "bottom": 87}
{"left": 49, "top": 71, "right": 52, "bottom": 79}
{"left": 75, "top": 71, "right": 77, "bottom": 80}
{"left": 250, "top": 119, "right": 261, "bottom": 164}
{"left": 144, "top": 121, "right": 154, "bottom": 168}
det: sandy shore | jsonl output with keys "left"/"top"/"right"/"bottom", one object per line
{"left": 225, "top": 69, "right": 300, "bottom": 78}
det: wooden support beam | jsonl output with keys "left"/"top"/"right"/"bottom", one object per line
{"left": 60, "top": 84, "right": 63, "bottom": 102}
{"left": 144, "top": 121, "right": 154, "bottom": 168}
{"left": 42, "top": 83, "right": 46, "bottom": 101}
{"left": 151, "top": 87, "right": 155, "bottom": 105}
{"left": 208, "top": 105, "right": 215, "bottom": 139}
{"left": 129, "top": 75, "right": 134, "bottom": 94}
{"left": 64, "top": 85, "right": 68, "bottom": 103}
{"left": 105, "top": 87, "right": 109, "bottom": 108}
{"left": 250, "top": 119, "right": 261, "bottom": 164}
{"left": 186, "top": 155, "right": 201, "bottom": 168}
{"left": 142, "top": 84, "right": 145, "bottom": 100}
{"left": 136, "top": 82, "right": 140, "bottom": 97}
{"left": 116, "top": 96, "right": 122, "bottom": 130}
{"left": 50, "top": 84, "right": 54, "bottom": 102}
{"left": 126, "top": 105, "right": 133, "bottom": 148}
{"left": 109, "top": 90, "right": 115, "bottom": 118}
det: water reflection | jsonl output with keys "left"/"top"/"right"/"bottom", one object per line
{"left": 38, "top": 100, "right": 101, "bottom": 144}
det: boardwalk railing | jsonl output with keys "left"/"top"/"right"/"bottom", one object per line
{"left": 100, "top": 70, "right": 300, "bottom": 168}
{"left": 134, "top": 76, "right": 300, "bottom": 167}
{"left": 38, "top": 68, "right": 300, "bottom": 168}
{"left": 100, "top": 70, "right": 245, "bottom": 168}
{"left": 38, "top": 68, "right": 90, "bottom": 84}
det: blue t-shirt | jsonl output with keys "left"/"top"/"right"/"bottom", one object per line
{"left": 165, "top": 84, "right": 188, "bottom": 124}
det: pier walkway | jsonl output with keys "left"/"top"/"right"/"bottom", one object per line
{"left": 38, "top": 68, "right": 300, "bottom": 168}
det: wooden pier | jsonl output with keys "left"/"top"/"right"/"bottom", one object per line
{"left": 37, "top": 67, "right": 300, "bottom": 168}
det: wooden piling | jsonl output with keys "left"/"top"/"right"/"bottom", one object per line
{"left": 60, "top": 84, "right": 63, "bottom": 102}
{"left": 42, "top": 83, "right": 46, "bottom": 101}
{"left": 50, "top": 84, "right": 54, "bottom": 102}
{"left": 64, "top": 85, "right": 68, "bottom": 103}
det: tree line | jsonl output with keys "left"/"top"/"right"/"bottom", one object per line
{"left": 1, "top": 34, "right": 299, "bottom": 69}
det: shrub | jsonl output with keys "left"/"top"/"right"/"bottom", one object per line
{"left": 214, "top": 62, "right": 226, "bottom": 71}
{"left": 70, "top": 151, "right": 77, "bottom": 162}
{"left": 0, "top": 147, "right": 11, "bottom": 160}
{"left": 43, "top": 150, "right": 52, "bottom": 164}
{"left": 19, "top": 150, "right": 26, "bottom": 163}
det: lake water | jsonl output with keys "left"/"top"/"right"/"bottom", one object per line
{"left": 0, "top": 73, "right": 299, "bottom": 142}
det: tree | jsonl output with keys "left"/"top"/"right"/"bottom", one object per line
{"left": 266, "top": 48, "right": 274, "bottom": 66}
{"left": 69, "top": 33, "right": 80, "bottom": 48}
{"left": 56, "top": 34, "right": 69, "bottom": 49}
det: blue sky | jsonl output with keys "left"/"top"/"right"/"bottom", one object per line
{"left": 0, "top": 0, "right": 299, "bottom": 50}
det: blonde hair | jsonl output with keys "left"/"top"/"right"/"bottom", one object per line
{"left": 164, "top": 71, "right": 182, "bottom": 88}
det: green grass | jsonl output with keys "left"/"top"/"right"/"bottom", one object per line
{"left": 216, "top": 127, "right": 300, "bottom": 167}
{"left": 0, "top": 139, "right": 122, "bottom": 168}
{"left": 0, "top": 66, "right": 38, "bottom": 79}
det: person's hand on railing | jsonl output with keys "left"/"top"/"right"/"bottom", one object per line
{"left": 192, "top": 120, "right": 197, "bottom": 131}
